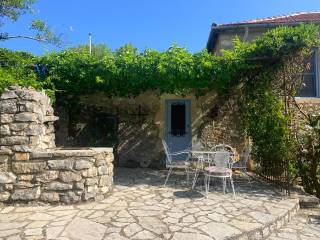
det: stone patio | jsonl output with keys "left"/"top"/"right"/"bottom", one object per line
{"left": 0, "top": 168, "right": 302, "bottom": 240}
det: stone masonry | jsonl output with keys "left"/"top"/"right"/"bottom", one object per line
{"left": 0, "top": 85, "right": 57, "bottom": 153}
{"left": 0, "top": 86, "right": 114, "bottom": 204}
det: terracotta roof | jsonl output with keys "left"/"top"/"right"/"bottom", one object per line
{"left": 218, "top": 12, "right": 320, "bottom": 27}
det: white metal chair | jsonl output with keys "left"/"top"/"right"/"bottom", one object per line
{"left": 162, "top": 140, "right": 191, "bottom": 186}
{"left": 204, "top": 151, "right": 235, "bottom": 197}
{"left": 232, "top": 144, "right": 252, "bottom": 185}
{"left": 191, "top": 144, "right": 234, "bottom": 190}
{"left": 191, "top": 151, "right": 215, "bottom": 189}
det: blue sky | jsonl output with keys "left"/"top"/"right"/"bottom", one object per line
{"left": 1, "top": 0, "right": 320, "bottom": 55}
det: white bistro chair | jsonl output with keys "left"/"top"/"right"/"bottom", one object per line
{"left": 232, "top": 144, "right": 252, "bottom": 184}
{"left": 191, "top": 144, "right": 234, "bottom": 190}
{"left": 162, "top": 140, "right": 191, "bottom": 187}
{"left": 204, "top": 151, "right": 235, "bottom": 197}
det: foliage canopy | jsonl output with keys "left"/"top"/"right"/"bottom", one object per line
{"left": 0, "top": 0, "right": 35, "bottom": 23}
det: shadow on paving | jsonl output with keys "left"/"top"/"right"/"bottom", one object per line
{"left": 173, "top": 190, "right": 204, "bottom": 199}
{"left": 113, "top": 167, "right": 286, "bottom": 201}
{"left": 308, "top": 214, "right": 320, "bottom": 225}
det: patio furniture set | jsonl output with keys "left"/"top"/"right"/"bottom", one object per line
{"left": 162, "top": 140, "right": 252, "bottom": 197}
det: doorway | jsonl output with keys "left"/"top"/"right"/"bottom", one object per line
{"left": 165, "top": 99, "right": 191, "bottom": 160}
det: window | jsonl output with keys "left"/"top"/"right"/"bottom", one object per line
{"left": 171, "top": 104, "right": 186, "bottom": 136}
{"left": 297, "top": 49, "right": 319, "bottom": 97}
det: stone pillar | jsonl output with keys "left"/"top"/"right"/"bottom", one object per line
{"left": 0, "top": 86, "right": 58, "bottom": 202}
{"left": 0, "top": 86, "right": 114, "bottom": 204}
{"left": 0, "top": 86, "right": 58, "bottom": 154}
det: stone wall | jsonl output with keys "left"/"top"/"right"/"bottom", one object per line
{"left": 0, "top": 85, "right": 57, "bottom": 154}
{"left": 2, "top": 148, "right": 113, "bottom": 204}
{"left": 54, "top": 91, "right": 246, "bottom": 168}
{"left": 198, "top": 97, "right": 245, "bottom": 149}
{"left": 212, "top": 27, "right": 266, "bottom": 55}
{"left": 55, "top": 92, "right": 164, "bottom": 168}
{"left": 0, "top": 86, "right": 114, "bottom": 204}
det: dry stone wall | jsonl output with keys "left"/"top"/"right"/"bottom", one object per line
{"left": 0, "top": 86, "right": 114, "bottom": 204}
{"left": 0, "top": 85, "right": 57, "bottom": 153}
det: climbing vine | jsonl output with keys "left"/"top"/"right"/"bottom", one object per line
{"left": 0, "top": 48, "right": 39, "bottom": 90}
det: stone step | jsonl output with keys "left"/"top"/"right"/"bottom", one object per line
{"left": 267, "top": 207, "right": 320, "bottom": 240}
{"left": 298, "top": 195, "right": 320, "bottom": 209}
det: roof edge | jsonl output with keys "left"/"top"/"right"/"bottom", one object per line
{"left": 212, "top": 21, "right": 319, "bottom": 31}
{"left": 216, "top": 11, "right": 320, "bottom": 28}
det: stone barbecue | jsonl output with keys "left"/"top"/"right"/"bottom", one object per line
{"left": 0, "top": 86, "right": 114, "bottom": 204}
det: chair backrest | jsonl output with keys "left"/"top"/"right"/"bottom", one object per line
{"left": 193, "top": 151, "right": 215, "bottom": 163}
{"left": 213, "top": 151, "right": 231, "bottom": 170}
{"left": 162, "top": 140, "right": 172, "bottom": 164}
{"left": 239, "top": 144, "right": 252, "bottom": 165}
{"left": 213, "top": 144, "right": 235, "bottom": 166}
{"left": 212, "top": 144, "right": 234, "bottom": 153}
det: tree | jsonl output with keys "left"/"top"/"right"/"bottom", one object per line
{"left": 0, "top": 0, "right": 61, "bottom": 45}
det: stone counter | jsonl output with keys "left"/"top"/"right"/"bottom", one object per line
{"left": 0, "top": 148, "right": 114, "bottom": 204}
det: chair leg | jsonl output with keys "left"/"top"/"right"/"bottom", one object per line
{"left": 204, "top": 175, "right": 208, "bottom": 197}
{"left": 222, "top": 178, "right": 226, "bottom": 194}
{"left": 192, "top": 170, "right": 199, "bottom": 190}
{"left": 244, "top": 170, "right": 252, "bottom": 187}
{"left": 207, "top": 176, "right": 211, "bottom": 193}
{"left": 230, "top": 176, "right": 236, "bottom": 197}
{"left": 228, "top": 175, "right": 232, "bottom": 189}
{"left": 164, "top": 167, "right": 173, "bottom": 187}
{"left": 185, "top": 167, "right": 190, "bottom": 185}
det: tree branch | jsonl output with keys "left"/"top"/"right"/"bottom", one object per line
{"left": 290, "top": 95, "right": 310, "bottom": 121}
{"left": 4, "top": 35, "right": 47, "bottom": 42}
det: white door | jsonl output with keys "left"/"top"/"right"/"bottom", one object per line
{"left": 165, "top": 99, "right": 191, "bottom": 160}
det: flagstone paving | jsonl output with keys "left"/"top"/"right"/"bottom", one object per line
{"left": 0, "top": 168, "right": 302, "bottom": 240}
{"left": 267, "top": 208, "right": 320, "bottom": 240}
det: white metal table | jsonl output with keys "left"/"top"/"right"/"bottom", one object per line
{"left": 190, "top": 150, "right": 215, "bottom": 189}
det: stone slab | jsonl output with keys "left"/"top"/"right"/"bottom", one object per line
{"left": 61, "top": 217, "right": 107, "bottom": 240}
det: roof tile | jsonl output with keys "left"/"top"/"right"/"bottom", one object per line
{"left": 219, "top": 12, "right": 320, "bottom": 27}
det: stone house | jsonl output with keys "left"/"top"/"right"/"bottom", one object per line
{"left": 207, "top": 12, "right": 320, "bottom": 97}
{"left": 207, "top": 11, "right": 320, "bottom": 147}
{"left": 55, "top": 12, "right": 320, "bottom": 168}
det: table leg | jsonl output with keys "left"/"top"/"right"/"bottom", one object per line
{"left": 192, "top": 169, "right": 199, "bottom": 189}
